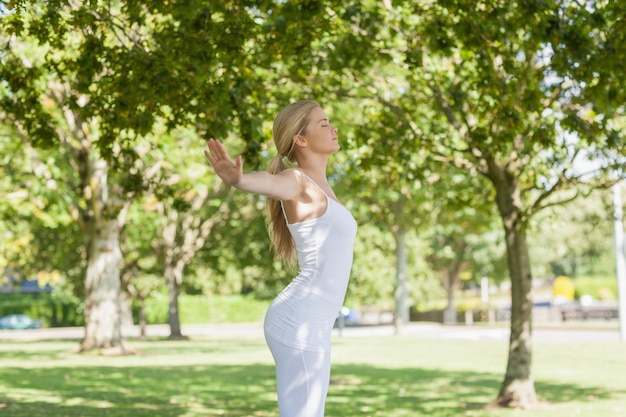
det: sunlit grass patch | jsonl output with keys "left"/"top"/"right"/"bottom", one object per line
{"left": 0, "top": 333, "right": 625, "bottom": 417}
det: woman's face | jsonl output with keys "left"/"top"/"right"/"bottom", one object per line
{"left": 300, "top": 107, "right": 339, "bottom": 154}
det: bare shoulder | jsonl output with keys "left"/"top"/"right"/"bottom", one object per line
{"left": 275, "top": 169, "right": 306, "bottom": 201}
{"left": 277, "top": 168, "right": 305, "bottom": 183}
{"left": 277, "top": 168, "right": 298, "bottom": 176}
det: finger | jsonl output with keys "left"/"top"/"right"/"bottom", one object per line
{"left": 207, "top": 139, "right": 220, "bottom": 160}
{"left": 213, "top": 140, "right": 233, "bottom": 162}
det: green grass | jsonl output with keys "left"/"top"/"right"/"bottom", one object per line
{"left": 1, "top": 332, "right": 625, "bottom": 417}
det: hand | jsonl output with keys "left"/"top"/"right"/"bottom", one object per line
{"left": 204, "top": 139, "right": 243, "bottom": 187}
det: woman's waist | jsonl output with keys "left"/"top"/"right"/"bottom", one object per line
{"left": 275, "top": 282, "right": 347, "bottom": 307}
{"left": 264, "top": 306, "right": 338, "bottom": 351}
{"left": 285, "top": 272, "right": 350, "bottom": 300}
{"left": 294, "top": 255, "right": 354, "bottom": 274}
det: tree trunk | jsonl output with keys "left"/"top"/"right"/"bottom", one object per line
{"left": 497, "top": 220, "right": 537, "bottom": 406}
{"left": 165, "top": 263, "right": 185, "bottom": 339}
{"left": 139, "top": 299, "right": 147, "bottom": 339}
{"left": 443, "top": 269, "right": 457, "bottom": 324}
{"left": 120, "top": 295, "right": 134, "bottom": 327}
{"left": 441, "top": 241, "right": 467, "bottom": 324}
{"left": 493, "top": 183, "right": 538, "bottom": 407}
{"left": 394, "top": 228, "right": 409, "bottom": 334}
{"left": 81, "top": 217, "right": 124, "bottom": 351}
{"left": 78, "top": 158, "right": 126, "bottom": 353}
{"left": 159, "top": 210, "right": 185, "bottom": 339}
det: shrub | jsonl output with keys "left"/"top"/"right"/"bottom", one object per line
{"left": 138, "top": 294, "right": 270, "bottom": 324}
{"left": 573, "top": 276, "right": 617, "bottom": 300}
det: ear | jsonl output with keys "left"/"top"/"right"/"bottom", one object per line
{"left": 292, "top": 134, "right": 307, "bottom": 149}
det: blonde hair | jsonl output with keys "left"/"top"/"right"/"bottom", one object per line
{"left": 266, "top": 100, "right": 320, "bottom": 263}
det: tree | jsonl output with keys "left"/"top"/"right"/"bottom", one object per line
{"left": 290, "top": 0, "right": 626, "bottom": 407}
{"left": 1, "top": 0, "right": 276, "bottom": 350}
{"left": 383, "top": 0, "right": 626, "bottom": 407}
{"left": 0, "top": 73, "right": 137, "bottom": 351}
{"left": 148, "top": 127, "right": 234, "bottom": 339}
{"left": 426, "top": 201, "right": 504, "bottom": 324}
{"left": 341, "top": 96, "right": 440, "bottom": 333}
{"left": 528, "top": 188, "right": 617, "bottom": 279}
{"left": 0, "top": 1, "right": 161, "bottom": 352}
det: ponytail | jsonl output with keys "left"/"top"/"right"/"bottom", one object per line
{"left": 266, "top": 154, "right": 296, "bottom": 264}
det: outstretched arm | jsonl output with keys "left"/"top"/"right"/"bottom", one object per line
{"left": 204, "top": 139, "right": 300, "bottom": 201}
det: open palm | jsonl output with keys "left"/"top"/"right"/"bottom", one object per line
{"left": 204, "top": 139, "right": 243, "bottom": 187}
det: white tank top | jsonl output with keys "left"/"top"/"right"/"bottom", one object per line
{"left": 263, "top": 174, "right": 358, "bottom": 351}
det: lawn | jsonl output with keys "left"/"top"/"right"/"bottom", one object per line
{"left": 0, "top": 329, "right": 625, "bottom": 417}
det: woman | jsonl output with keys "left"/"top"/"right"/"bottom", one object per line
{"left": 204, "top": 100, "right": 357, "bottom": 417}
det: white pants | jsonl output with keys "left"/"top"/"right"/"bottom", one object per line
{"left": 265, "top": 335, "right": 332, "bottom": 417}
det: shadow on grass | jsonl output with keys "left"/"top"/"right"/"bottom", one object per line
{"left": 328, "top": 364, "right": 626, "bottom": 416}
{"left": 1, "top": 361, "right": 624, "bottom": 417}
{"left": 0, "top": 363, "right": 277, "bottom": 417}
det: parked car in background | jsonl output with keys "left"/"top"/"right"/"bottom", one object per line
{"left": 0, "top": 314, "right": 42, "bottom": 330}
{"left": 335, "top": 306, "right": 361, "bottom": 328}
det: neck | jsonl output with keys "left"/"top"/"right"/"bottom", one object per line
{"left": 296, "top": 154, "right": 330, "bottom": 181}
